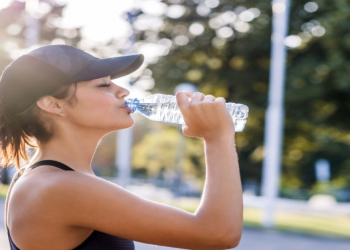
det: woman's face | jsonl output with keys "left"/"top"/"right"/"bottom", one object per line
{"left": 61, "top": 76, "right": 134, "bottom": 132}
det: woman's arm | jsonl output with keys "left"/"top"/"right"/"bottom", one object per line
{"left": 177, "top": 91, "right": 243, "bottom": 247}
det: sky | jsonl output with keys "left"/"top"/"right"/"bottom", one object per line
{"left": 59, "top": 0, "right": 132, "bottom": 43}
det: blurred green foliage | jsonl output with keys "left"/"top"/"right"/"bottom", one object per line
{"left": 132, "top": 127, "right": 205, "bottom": 179}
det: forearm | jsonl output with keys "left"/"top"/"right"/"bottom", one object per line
{"left": 194, "top": 136, "right": 243, "bottom": 235}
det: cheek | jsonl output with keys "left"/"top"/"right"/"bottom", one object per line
{"left": 69, "top": 94, "right": 133, "bottom": 128}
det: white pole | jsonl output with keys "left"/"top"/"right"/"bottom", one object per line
{"left": 261, "top": 0, "right": 290, "bottom": 228}
{"left": 116, "top": 128, "right": 133, "bottom": 188}
{"left": 25, "top": 0, "right": 39, "bottom": 47}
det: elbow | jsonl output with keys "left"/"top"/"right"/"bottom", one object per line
{"left": 215, "top": 225, "right": 242, "bottom": 249}
{"left": 197, "top": 217, "right": 243, "bottom": 249}
{"left": 219, "top": 231, "right": 242, "bottom": 249}
{"left": 224, "top": 233, "right": 242, "bottom": 249}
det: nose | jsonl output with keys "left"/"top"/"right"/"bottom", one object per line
{"left": 115, "top": 85, "right": 130, "bottom": 99}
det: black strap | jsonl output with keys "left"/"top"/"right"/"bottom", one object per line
{"left": 28, "top": 160, "right": 75, "bottom": 171}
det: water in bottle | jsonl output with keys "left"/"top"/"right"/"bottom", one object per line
{"left": 125, "top": 94, "right": 249, "bottom": 132}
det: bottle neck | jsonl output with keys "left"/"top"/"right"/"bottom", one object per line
{"left": 125, "top": 98, "right": 139, "bottom": 113}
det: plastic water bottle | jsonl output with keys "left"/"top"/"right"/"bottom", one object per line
{"left": 125, "top": 94, "right": 249, "bottom": 132}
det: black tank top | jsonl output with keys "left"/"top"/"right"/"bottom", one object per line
{"left": 5, "top": 160, "right": 135, "bottom": 250}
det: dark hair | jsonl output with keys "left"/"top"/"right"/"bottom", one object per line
{"left": 0, "top": 83, "right": 78, "bottom": 171}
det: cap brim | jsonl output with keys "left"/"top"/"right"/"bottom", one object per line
{"left": 67, "top": 54, "right": 144, "bottom": 83}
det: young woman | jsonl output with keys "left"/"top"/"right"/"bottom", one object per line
{"left": 1, "top": 45, "right": 243, "bottom": 250}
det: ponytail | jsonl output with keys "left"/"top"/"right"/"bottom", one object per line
{"left": 0, "top": 103, "right": 36, "bottom": 171}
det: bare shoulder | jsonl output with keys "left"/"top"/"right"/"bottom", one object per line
{"left": 9, "top": 167, "right": 91, "bottom": 213}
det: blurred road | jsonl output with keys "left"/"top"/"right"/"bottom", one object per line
{"left": 1, "top": 198, "right": 350, "bottom": 250}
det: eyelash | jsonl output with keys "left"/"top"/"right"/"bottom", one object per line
{"left": 99, "top": 83, "right": 111, "bottom": 87}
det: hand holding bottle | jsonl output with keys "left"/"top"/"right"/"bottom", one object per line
{"left": 175, "top": 92, "right": 236, "bottom": 141}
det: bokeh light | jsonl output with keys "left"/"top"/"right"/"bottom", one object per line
{"left": 204, "top": 0, "right": 220, "bottom": 9}
{"left": 216, "top": 27, "right": 234, "bottom": 39}
{"left": 189, "top": 22, "right": 205, "bottom": 36}
{"left": 284, "top": 35, "right": 302, "bottom": 48}
{"left": 304, "top": 2, "right": 318, "bottom": 13}
{"left": 166, "top": 4, "right": 186, "bottom": 19}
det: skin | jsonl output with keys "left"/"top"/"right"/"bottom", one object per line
{"left": 6, "top": 76, "right": 243, "bottom": 249}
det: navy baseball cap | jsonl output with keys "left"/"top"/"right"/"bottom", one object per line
{"left": 0, "top": 45, "right": 144, "bottom": 116}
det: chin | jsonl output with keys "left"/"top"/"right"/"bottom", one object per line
{"left": 116, "top": 118, "right": 135, "bottom": 130}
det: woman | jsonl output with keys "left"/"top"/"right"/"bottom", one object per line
{"left": 0, "top": 45, "right": 243, "bottom": 249}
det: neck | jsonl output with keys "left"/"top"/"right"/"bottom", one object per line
{"left": 29, "top": 127, "right": 106, "bottom": 174}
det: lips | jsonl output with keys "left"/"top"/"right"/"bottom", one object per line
{"left": 120, "top": 106, "right": 133, "bottom": 114}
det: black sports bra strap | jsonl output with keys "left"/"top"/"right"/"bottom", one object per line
{"left": 29, "top": 160, "right": 75, "bottom": 171}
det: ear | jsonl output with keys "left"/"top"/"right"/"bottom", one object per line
{"left": 36, "top": 96, "right": 65, "bottom": 116}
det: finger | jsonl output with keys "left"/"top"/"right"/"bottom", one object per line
{"left": 176, "top": 92, "right": 191, "bottom": 109}
{"left": 214, "top": 97, "right": 226, "bottom": 104}
{"left": 175, "top": 91, "right": 192, "bottom": 98}
{"left": 191, "top": 92, "right": 205, "bottom": 103}
{"left": 203, "top": 95, "right": 215, "bottom": 103}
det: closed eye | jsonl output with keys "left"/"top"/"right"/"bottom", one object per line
{"left": 99, "top": 83, "right": 111, "bottom": 87}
